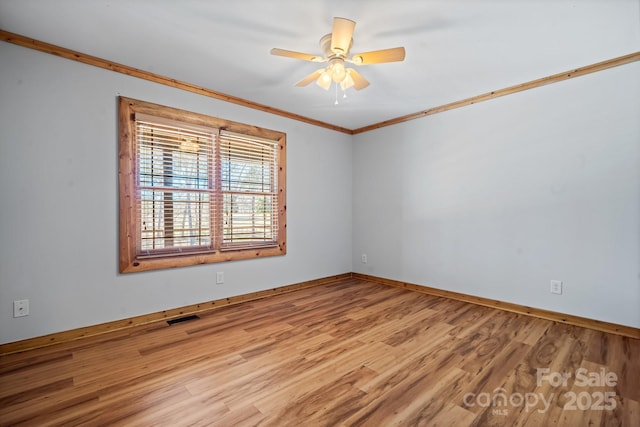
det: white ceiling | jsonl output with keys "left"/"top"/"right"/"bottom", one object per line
{"left": 1, "top": 0, "right": 638, "bottom": 130}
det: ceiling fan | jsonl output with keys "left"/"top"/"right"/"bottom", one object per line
{"left": 271, "top": 17, "right": 406, "bottom": 92}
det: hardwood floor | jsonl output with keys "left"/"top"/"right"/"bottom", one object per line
{"left": 1, "top": 277, "right": 638, "bottom": 426}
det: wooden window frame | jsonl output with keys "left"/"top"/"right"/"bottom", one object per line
{"left": 118, "top": 97, "right": 286, "bottom": 273}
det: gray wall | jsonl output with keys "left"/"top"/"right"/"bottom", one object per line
{"left": 352, "top": 62, "right": 640, "bottom": 328}
{"left": 2, "top": 40, "right": 639, "bottom": 345}
{"left": 0, "top": 42, "right": 353, "bottom": 344}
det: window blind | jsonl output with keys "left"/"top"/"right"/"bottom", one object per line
{"left": 136, "top": 119, "right": 216, "bottom": 256}
{"left": 219, "top": 131, "right": 279, "bottom": 249}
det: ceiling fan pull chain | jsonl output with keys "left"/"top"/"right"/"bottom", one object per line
{"left": 334, "top": 82, "right": 339, "bottom": 105}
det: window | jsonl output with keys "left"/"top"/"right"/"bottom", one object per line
{"left": 119, "top": 97, "right": 286, "bottom": 273}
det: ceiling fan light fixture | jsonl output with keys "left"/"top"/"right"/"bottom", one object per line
{"left": 329, "top": 59, "right": 347, "bottom": 82}
{"left": 340, "top": 70, "right": 355, "bottom": 90}
{"left": 316, "top": 70, "right": 332, "bottom": 90}
{"left": 317, "top": 60, "right": 352, "bottom": 91}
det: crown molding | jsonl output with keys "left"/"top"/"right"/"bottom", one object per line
{"left": 2, "top": 29, "right": 639, "bottom": 134}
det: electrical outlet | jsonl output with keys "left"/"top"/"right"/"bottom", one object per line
{"left": 550, "top": 280, "right": 563, "bottom": 295}
{"left": 216, "top": 271, "right": 224, "bottom": 284}
{"left": 13, "top": 299, "right": 29, "bottom": 317}
{"left": 361, "top": 254, "right": 367, "bottom": 263}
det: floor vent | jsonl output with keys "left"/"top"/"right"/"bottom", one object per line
{"left": 167, "top": 314, "right": 200, "bottom": 325}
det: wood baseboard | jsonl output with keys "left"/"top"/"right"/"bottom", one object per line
{"left": 352, "top": 273, "right": 640, "bottom": 339}
{"left": 0, "top": 273, "right": 352, "bottom": 355}
{"left": 4, "top": 271, "right": 637, "bottom": 355}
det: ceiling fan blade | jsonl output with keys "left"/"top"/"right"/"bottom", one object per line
{"left": 271, "top": 48, "right": 324, "bottom": 62}
{"left": 330, "top": 17, "right": 356, "bottom": 56}
{"left": 348, "top": 69, "right": 370, "bottom": 90}
{"left": 351, "top": 47, "right": 406, "bottom": 65}
{"left": 295, "top": 70, "right": 322, "bottom": 87}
